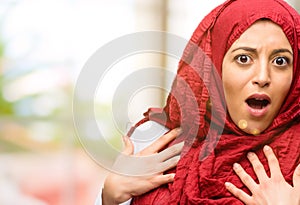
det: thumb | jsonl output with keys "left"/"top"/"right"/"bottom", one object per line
{"left": 122, "top": 135, "right": 134, "bottom": 155}
{"left": 293, "top": 163, "right": 300, "bottom": 190}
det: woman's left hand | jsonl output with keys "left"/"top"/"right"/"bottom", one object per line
{"left": 225, "top": 145, "right": 300, "bottom": 205}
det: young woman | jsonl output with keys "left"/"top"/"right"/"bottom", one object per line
{"left": 98, "top": 0, "right": 300, "bottom": 204}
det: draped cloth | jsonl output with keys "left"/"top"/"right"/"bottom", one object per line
{"left": 131, "top": 0, "right": 300, "bottom": 204}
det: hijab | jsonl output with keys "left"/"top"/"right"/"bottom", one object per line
{"left": 131, "top": 0, "right": 300, "bottom": 204}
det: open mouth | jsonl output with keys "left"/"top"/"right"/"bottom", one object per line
{"left": 245, "top": 94, "right": 271, "bottom": 117}
{"left": 246, "top": 98, "right": 270, "bottom": 109}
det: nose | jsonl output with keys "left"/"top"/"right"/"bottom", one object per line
{"left": 252, "top": 61, "right": 271, "bottom": 87}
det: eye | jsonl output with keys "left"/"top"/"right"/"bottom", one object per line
{"left": 272, "top": 56, "right": 289, "bottom": 66}
{"left": 235, "top": 54, "right": 251, "bottom": 64}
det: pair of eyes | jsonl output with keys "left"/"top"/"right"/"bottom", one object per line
{"left": 235, "top": 54, "right": 291, "bottom": 67}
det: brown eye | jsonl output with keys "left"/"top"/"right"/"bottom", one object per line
{"left": 236, "top": 55, "right": 251, "bottom": 64}
{"left": 273, "top": 56, "right": 288, "bottom": 66}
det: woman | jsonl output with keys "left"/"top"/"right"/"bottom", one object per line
{"left": 100, "top": 0, "right": 300, "bottom": 204}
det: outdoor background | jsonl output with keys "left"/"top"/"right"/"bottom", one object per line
{"left": 0, "top": 0, "right": 299, "bottom": 204}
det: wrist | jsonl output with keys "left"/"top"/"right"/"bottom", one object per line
{"left": 101, "top": 188, "right": 119, "bottom": 205}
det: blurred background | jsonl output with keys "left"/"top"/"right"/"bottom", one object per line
{"left": 0, "top": 0, "right": 298, "bottom": 204}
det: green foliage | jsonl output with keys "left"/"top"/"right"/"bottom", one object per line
{"left": 0, "top": 78, "right": 14, "bottom": 116}
{"left": 0, "top": 39, "right": 4, "bottom": 58}
{"left": 0, "top": 38, "right": 14, "bottom": 115}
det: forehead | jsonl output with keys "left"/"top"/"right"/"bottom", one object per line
{"left": 230, "top": 20, "right": 292, "bottom": 49}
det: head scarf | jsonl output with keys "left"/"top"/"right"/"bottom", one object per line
{"left": 131, "top": 0, "right": 300, "bottom": 204}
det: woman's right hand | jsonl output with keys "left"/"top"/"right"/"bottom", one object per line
{"left": 102, "top": 127, "right": 183, "bottom": 205}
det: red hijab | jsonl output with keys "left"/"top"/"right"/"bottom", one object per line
{"left": 131, "top": 0, "right": 300, "bottom": 204}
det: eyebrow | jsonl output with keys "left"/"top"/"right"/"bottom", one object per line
{"left": 271, "top": 48, "right": 293, "bottom": 56}
{"left": 231, "top": 47, "right": 293, "bottom": 56}
{"left": 231, "top": 47, "right": 257, "bottom": 53}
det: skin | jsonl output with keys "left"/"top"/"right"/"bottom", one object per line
{"left": 222, "top": 20, "right": 293, "bottom": 135}
{"left": 101, "top": 20, "right": 300, "bottom": 204}
{"left": 223, "top": 20, "right": 300, "bottom": 204}
{"left": 225, "top": 146, "right": 300, "bottom": 205}
{"left": 102, "top": 128, "right": 183, "bottom": 205}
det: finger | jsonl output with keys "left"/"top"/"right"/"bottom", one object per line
{"left": 130, "top": 173, "right": 176, "bottom": 197}
{"left": 157, "top": 141, "right": 184, "bottom": 162}
{"left": 263, "top": 145, "right": 284, "bottom": 180}
{"left": 233, "top": 163, "right": 258, "bottom": 192}
{"left": 122, "top": 135, "right": 134, "bottom": 155}
{"left": 293, "top": 164, "right": 300, "bottom": 191}
{"left": 129, "top": 153, "right": 181, "bottom": 175}
{"left": 225, "top": 182, "right": 253, "bottom": 204}
{"left": 155, "top": 155, "right": 181, "bottom": 173}
{"left": 150, "top": 173, "right": 176, "bottom": 187}
{"left": 247, "top": 151, "right": 269, "bottom": 181}
{"left": 139, "top": 127, "right": 182, "bottom": 155}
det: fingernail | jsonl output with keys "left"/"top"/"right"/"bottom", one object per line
{"left": 168, "top": 173, "right": 176, "bottom": 182}
{"left": 224, "top": 182, "right": 231, "bottom": 188}
{"left": 264, "top": 145, "right": 270, "bottom": 151}
{"left": 175, "top": 127, "right": 183, "bottom": 134}
{"left": 247, "top": 152, "right": 254, "bottom": 158}
{"left": 122, "top": 135, "right": 129, "bottom": 142}
{"left": 233, "top": 163, "right": 240, "bottom": 169}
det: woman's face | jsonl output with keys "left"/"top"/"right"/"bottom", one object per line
{"left": 222, "top": 20, "right": 293, "bottom": 135}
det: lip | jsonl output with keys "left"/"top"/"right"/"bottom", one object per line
{"left": 245, "top": 93, "right": 271, "bottom": 117}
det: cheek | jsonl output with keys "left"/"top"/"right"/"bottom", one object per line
{"left": 274, "top": 72, "right": 293, "bottom": 101}
{"left": 275, "top": 76, "right": 292, "bottom": 105}
{"left": 223, "top": 80, "right": 233, "bottom": 98}
{"left": 222, "top": 65, "right": 231, "bottom": 95}
{"left": 222, "top": 70, "right": 241, "bottom": 99}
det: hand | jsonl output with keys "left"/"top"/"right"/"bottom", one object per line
{"left": 225, "top": 145, "right": 300, "bottom": 205}
{"left": 102, "top": 127, "right": 183, "bottom": 205}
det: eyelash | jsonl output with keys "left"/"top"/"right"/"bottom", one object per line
{"left": 234, "top": 54, "right": 292, "bottom": 67}
{"left": 234, "top": 54, "right": 252, "bottom": 65}
{"left": 272, "top": 56, "right": 290, "bottom": 67}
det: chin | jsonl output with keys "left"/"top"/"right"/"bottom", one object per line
{"left": 244, "top": 123, "right": 269, "bottom": 135}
